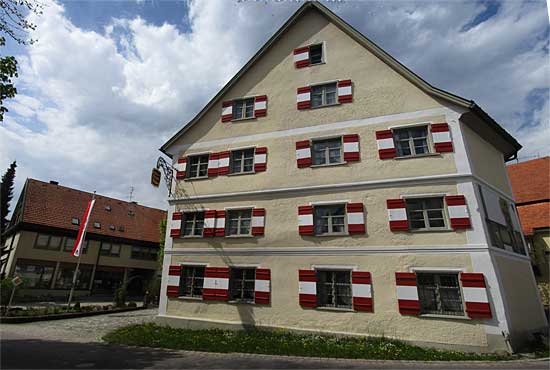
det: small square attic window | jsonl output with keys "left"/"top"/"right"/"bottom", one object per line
{"left": 118, "top": 226, "right": 125, "bottom": 232}
{"left": 93, "top": 222, "right": 101, "bottom": 229}
{"left": 71, "top": 218, "right": 80, "bottom": 225}
{"left": 128, "top": 210, "right": 135, "bottom": 217}
{"left": 105, "top": 205, "right": 112, "bottom": 212}
{"left": 109, "top": 225, "right": 115, "bottom": 231}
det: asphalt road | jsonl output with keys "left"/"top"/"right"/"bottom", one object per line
{"left": 1, "top": 309, "right": 548, "bottom": 369}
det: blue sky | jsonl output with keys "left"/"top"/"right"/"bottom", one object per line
{"left": 1, "top": 0, "right": 549, "bottom": 211}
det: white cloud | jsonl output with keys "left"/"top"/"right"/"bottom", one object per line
{"left": 0, "top": 0, "right": 548, "bottom": 213}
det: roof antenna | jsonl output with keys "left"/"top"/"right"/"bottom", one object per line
{"left": 128, "top": 186, "right": 134, "bottom": 203}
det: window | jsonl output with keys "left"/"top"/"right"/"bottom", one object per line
{"left": 15, "top": 261, "right": 55, "bottom": 289}
{"left": 71, "top": 217, "right": 80, "bottom": 225}
{"left": 131, "top": 246, "right": 157, "bottom": 260}
{"left": 128, "top": 210, "right": 135, "bottom": 216}
{"left": 54, "top": 264, "right": 92, "bottom": 289}
{"left": 179, "top": 265, "right": 205, "bottom": 298}
{"left": 34, "top": 234, "right": 62, "bottom": 251}
{"left": 311, "top": 83, "right": 337, "bottom": 108}
{"left": 393, "top": 126, "right": 430, "bottom": 157}
{"left": 405, "top": 198, "right": 446, "bottom": 230}
{"left": 109, "top": 225, "right": 115, "bottom": 231}
{"left": 312, "top": 138, "right": 342, "bottom": 165}
{"left": 182, "top": 212, "right": 204, "bottom": 237}
{"left": 309, "top": 43, "right": 323, "bottom": 64}
{"left": 232, "top": 98, "right": 255, "bottom": 120}
{"left": 100, "top": 242, "right": 121, "bottom": 257}
{"left": 417, "top": 273, "right": 464, "bottom": 316}
{"left": 105, "top": 205, "right": 112, "bottom": 212}
{"left": 118, "top": 226, "right": 125, "bottom": 232}
{"left": 187, "top": 154, "right": 209, "bottom": 179}
{"left": 229, "top": 268, "right": 255, "bottom": 302}
{"left": 226, "top": 209, "right": 252, "bottom": 236}
{"left": 316, "top": 270, "right": 352, "bottom": 309}
{"left": 230, "top": 148, "right": 255, "bottom": 174}
{"left": 314, "top": 205, "right": 346, "bottom": 235}
{"left": 93, "top": 222, "right": 101, "bottom": 229}
{"left": 63, "top": 238, "right": 88, "bottom": 254}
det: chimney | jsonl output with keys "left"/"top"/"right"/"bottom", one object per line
{"left": 49, "top": 181, "right": 59, "bottom": 185}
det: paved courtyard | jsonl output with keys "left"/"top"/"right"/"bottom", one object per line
{"left": 1, "top": 309, "right": 548, "bottom": 369}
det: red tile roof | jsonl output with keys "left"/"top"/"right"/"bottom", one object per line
{"left": 507, "top": 157, "right": 550, "bottom": 204}
{"left": 20, "top": 179, "right": 166, "bottom": 244}
{"left": 516, "top": 202, "right": 550, "bottom": 235}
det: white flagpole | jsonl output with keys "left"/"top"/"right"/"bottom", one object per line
{"left": 67, "top": 191, "right": 96, "bottom": 309}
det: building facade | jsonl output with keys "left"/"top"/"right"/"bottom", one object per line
{"left": 156, "top": 3, "right": 547, "bottom": 352}
{"left": 2, "top": 179, "right": 165, "bottom": 300}
{"left": 507, "top": 157, "right": 550, "bottom": 307}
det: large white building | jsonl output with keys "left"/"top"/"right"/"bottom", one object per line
{"left": 156, "top": 2, "right": 547, "bottom": 352}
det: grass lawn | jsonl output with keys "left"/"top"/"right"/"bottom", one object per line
{"left": 103, "top": 323, "right": 518, "bottom": 361}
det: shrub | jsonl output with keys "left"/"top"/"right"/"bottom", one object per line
{"left": 114, "top": 286, "right": 126, "bottom": 308}
{"left": 0, "top": 279, "right": 16, "bottom": 306}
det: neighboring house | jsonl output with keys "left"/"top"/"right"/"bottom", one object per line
{"left": 1, "top": 179, "right": 166, "bottom": 299}
{"left": 507, "top": 157, "right": 550, "bottom": 307}
{"left": 157, "top": 2, "right": 547, "bottom": 352}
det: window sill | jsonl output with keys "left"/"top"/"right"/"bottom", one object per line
{"left": 181, "top": 235, "right": 204, "bottom": 239}
{"left": 227, "top": 171, "right": 255, "bottom": 177}
{"left": 230, "top": 116, "right": 256, "bottom": 123}
{"left": 309, "top": 103, "right": 341, "bottom": 110}
{"left": 310, "top": 162, "right": 346, "bottom": 168}
{"left": 316, "top": 306, "right": 354, "bottom": 312}
{"left": 178, "top": 296, "right": 203, "bottom": 301}
{"left": 314, "top": 233, "right": 349, "bottom": 237}
{"left": 228, "top": 300, "right": 255, "bottom": 305}
{"left": 183, "top": 176, "right": 209, "bottom": 182}
{"left": 420, "top": 313, "right": 469, "bottom": 320}
{"left": 309, "top": 61, "right": 326, "bottom": 67}
{"left": 394, "top": 153, "right": 440, "bottom": 160}
{"left": 408, "top": 228, "right": 452, "bottom": 233}
{"left": 224, "top": 235, "right": 255, "bottom": 239}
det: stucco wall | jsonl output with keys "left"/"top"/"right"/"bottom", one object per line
{"left": 493, "top": 254, "right": 548, "bottom": 346}
{"left": 165, "top": 252, "right": 490, "bottom": 348}
{"left": 172, "top": 184, "right": 468, "bottom": 249}
{"left": 461, "top": 123, "right": 512, "bottom": 196}
{"left": 170, "top": 10, "right": 445, "bottom": 152}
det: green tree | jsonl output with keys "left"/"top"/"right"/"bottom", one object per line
{"left": 0, "top": 160, "right": 16, "bottom": 244}
{"left": 0, "top": 36, "right": 17, "bottom": 122}
{"left": 0, "top": 0, "right": 43, "bottom": 45}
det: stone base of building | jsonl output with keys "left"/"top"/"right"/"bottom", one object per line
{"left": 156, "top": 314, "right": 512, "bottom": 354}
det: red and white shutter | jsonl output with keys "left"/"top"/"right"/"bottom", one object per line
{"left": 431, "top": 123, "right": 453, "bottom": 153}
{"left": 254, "top": 95, "right": 267, "bottom": 117}
{"left": 387, "top": 199, "right": 409, "bottom": 231}
{"left": 221, "top": 101, "right": 233, "bottom": 122}
{"left": 214, "top": 210, "right": 225, "bottom": 237}
{"left": 293, "top": 46, "right": 310, "bottom": 68}
{"left": 346, "top": 203, "right": 365, "bottom": 234}
{"left": 251, "top": 208, "right": 265, "bottom": 236}
{"left": 170, "top": 212, "right": 182, "bottom": 237}
{"left": 298, "top": 269, "right": 316, "bottom": 308}
{"left": 217, "top": 151, "right": 230, "bottom": 176}
{"left": 460, "top": 273, "right": 492, "bottom": 319}
{"left": 175, "top": 158, "right": 187, "bottom": 180}
{"left": 254, "top": 147, "right": 267, "bottom": 172}
{"left": 255, "top": 268, "right": 271, "bottom": 304}
{"left": 445, "top": 195, "right": 471, "bottom": 229}
{"left": 343, "top": 134, "right": 360, "bottom": 162}
{"left": 166, "top": 265, "right": 181, "bottom": 297}
{"left": 395, "top": 272, "right": 420, "bottom": 315}
{"left": 298, "top": 205, "right": 314, "bottom": 235}
{"left": 202, "top": 267, "right": 229, "bottom": 301}
{"left": 297, "top": 86, "right": 311, "bottom": 110}
{"left": 203, "top": 210, "right": 217, "bottom": 237}
{"left": 352, "top": 271, "right": 373, "bottom": 312}
{"left": 376, "top": 130, "right": 397, "bottom": 159}
{"left": 207, "top": 153, "right": 219, "bottom": 177}
{"left": 296, "top": 140, "right": 312, "bottom": 168}
{"left": 337, "top": 80, "right": 353, "bottom": 103}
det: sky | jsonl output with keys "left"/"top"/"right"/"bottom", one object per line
{"left": 1, "top": 0, "right": 549, "bottom": 212}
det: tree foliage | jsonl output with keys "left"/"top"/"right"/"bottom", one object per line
{"left": 0, "top": 160, "right": 16, "bottom": 243}
{"left": 0, "top": 0, "right": 43, "bottom": 45}
{"left": 0, "top": 36, "right": 17, "bottom": 122}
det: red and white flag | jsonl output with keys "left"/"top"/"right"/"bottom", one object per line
{"left": 71, "top": 199, "right": 95, "bottom": 257}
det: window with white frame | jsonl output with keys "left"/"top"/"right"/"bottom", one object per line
{"left": 405, "top": 197, "right": 447, "bottom": 230}
{"left": 417, "top": 272, "right": 464, "bottom": 316}
{"left": 232, "top": 98, "right": 255, "bottom": 120}
{"left": 312, "top": 138, "right": 342, "bottom": 165}
{"left": 182, "top": 212, "right": 205, "bottom": 237}
{"left": 229, "top": 267, "right": 255, "bottom": 302}
{"left": 316, "top": 269, "right": 352, "bottom": 309}
{"left": 230, "top": 148, "right": 255, "bottom": 174}
{"left": 311, "top": 83, "right": 337, "bottom": 108}
{"left": 309, "top": 43, "right": 323, "bottom": 64}
{"left": 186, "top": 154, "right": 209, "bottom": 179}
{"left": 393, "top": 126, "right": 430, "bottom": 157}
{"left": 34, "top": 234, "right": 62, "bottom": 251}
{"left": 314, "top": 204, "right": 346, "bottom": 235}
{"left": 179, "top": 265, "right": 205, "bottom": 298}
{"left": 226, "top": 209, "right": 252, "bottom": 236}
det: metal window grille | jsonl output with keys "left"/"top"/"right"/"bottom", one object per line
{"left": 316, "top": 270, "right": 352, "bottom": 309}
{"left": 417, "top": 273, "right": 464, "bottom": 316}
{"left": 179, "top": 266, "right": 205, "bottom": 298}
{"left": 229, "top": 268, "right": 255, "bottom": 302}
